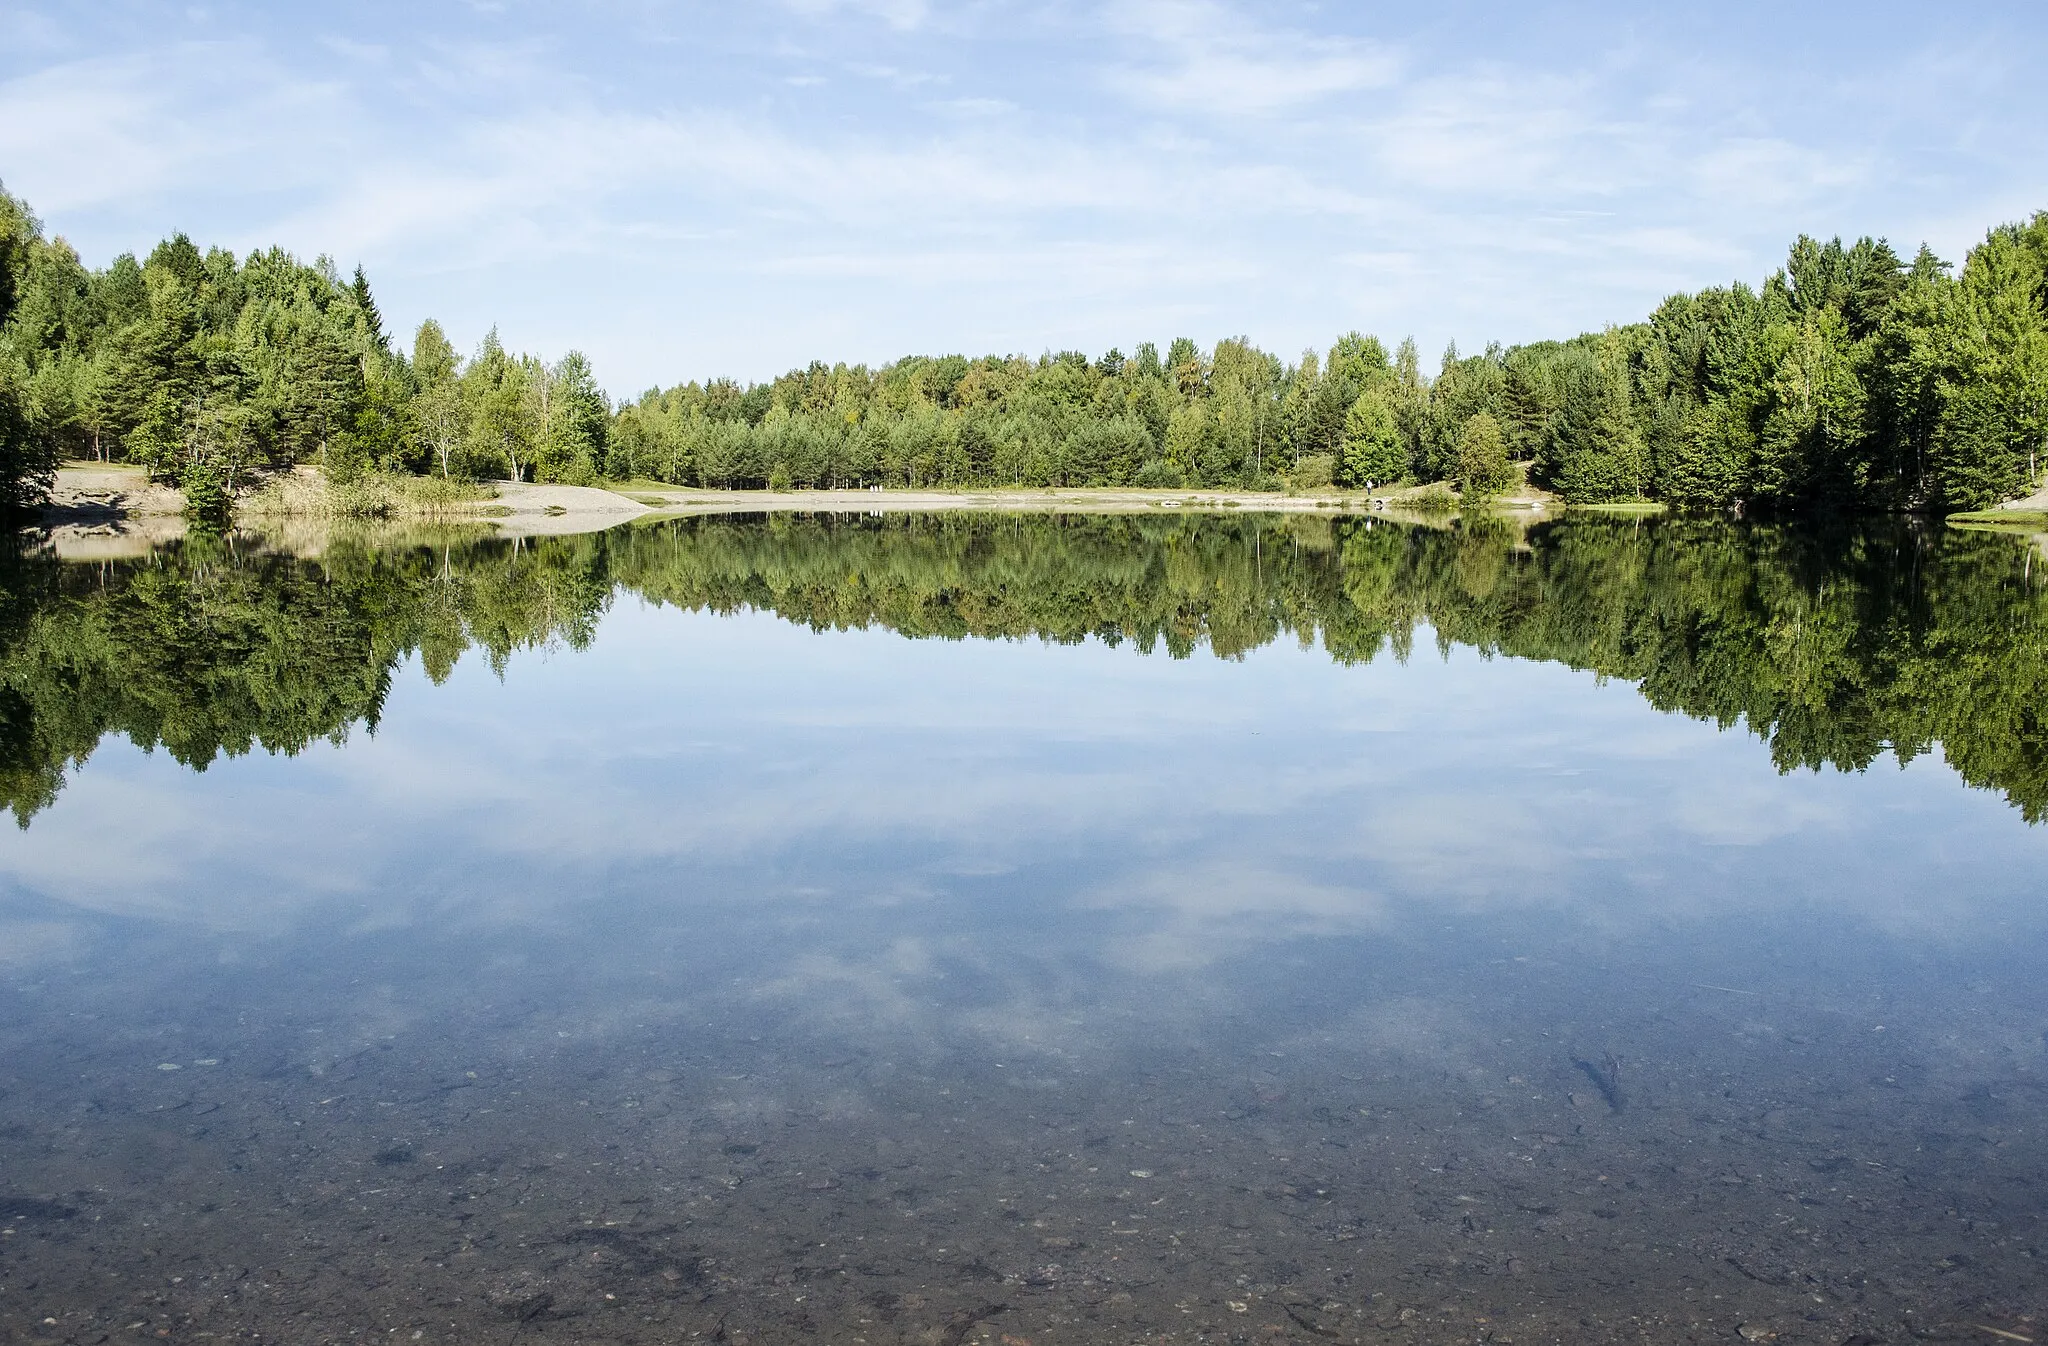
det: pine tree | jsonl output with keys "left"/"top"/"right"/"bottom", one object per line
{"left": 349, "top": 265, "right": 385, "bottom": 349}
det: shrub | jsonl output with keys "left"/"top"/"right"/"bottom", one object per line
{"left": 1409, "top": 482, "right": 1458, "bottom": 513}
{"left": 1134, "top": 459, "right": 1184, "bottom": 489}
{"left": 1290, "top": 453, "right": 1335, "bottom": 490}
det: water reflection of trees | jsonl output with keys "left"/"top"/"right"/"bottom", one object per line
{"left": 2, "top": 513, "right": 2043, "bottom": 824}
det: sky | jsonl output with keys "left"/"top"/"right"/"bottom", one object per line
{"left": 2, "top": 1, "right": 2045, "bottom": 397}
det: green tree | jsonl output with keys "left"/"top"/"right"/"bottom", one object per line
{"left": 531, "top": 351, "right": 608, "bottom": 484}
{"left": 1338, "top": 388, "right": 1406, "bottom": 487}
{"left": 1547, "top": 346, "right": 1649, "bottom": 502}
{"left": 1456, "top": 411, "right": 1515, "bottom": 498}
{"left": 1931, "top": 217, "right": 2048, "bottom": 508}
{"left": 410, "top": 320, "right": 467, "bottom": 478}
{"left": 463, "top": 331, "right": 533, "bottom": 481}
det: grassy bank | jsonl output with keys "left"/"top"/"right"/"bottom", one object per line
{"left": 244, "top": 471, "right": 502, "bottom": 520}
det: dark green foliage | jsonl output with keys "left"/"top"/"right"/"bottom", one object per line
{"left": 1544, "top": 345, "right": 1649, "bottom": 502}
{"left": 590, "top": 208, "right": 2039, "bottom": 513}
{"left": 2, "top": 179, "right": 2046, "bottom": 516}
{"left": 0, "top": 359, "right": 54, "bottom": 515}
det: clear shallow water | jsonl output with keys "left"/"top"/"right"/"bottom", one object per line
{"left": 1, "top": 513, "right": 2046, "bottom": 1346}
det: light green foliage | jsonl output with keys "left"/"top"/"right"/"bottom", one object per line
{"left": 462, "top": 331, "right": 532, "bottom": 481}
{"left": 529, "top": 351, "right": 610, "bottom": 485}
{"left": 410, "top": 320, "right": 466, "bottom": 478}
{"left": 1456, "top": 412, "right": 1515, "bottom": 498}
{"left": 1418, "top": 343, "right": 1506, "bottom": 482}
{"left": 1930, "top": 218, "right": 2048, "bottom": 507}
{"left": 1289, "top": 453, "right": 1334, "bottom": 490}
{"left": 1339, "top": 388, "right": 1406, "bottom": 486}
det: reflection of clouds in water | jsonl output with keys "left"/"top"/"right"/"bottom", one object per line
{"left": 1083, "top": 862, "right": 1388, "bottom": 973}
{"left": 756, "top": 939, "right": 939, "bottom": 1034}
{"left": 2, "top": 608, "right": 2043, "bottom": 975}
{"left": 1350, "top": 789, "right": 1570, "bottom": 905}
{"left": 0, "top": 747, "right": 372, "bottom": 931}
{"left": 1672, "top": 770, "right": 1851, "bottom": 846}
{"left": 0, "top": 919, "right": 90, "bottom": 966}
{"left": 1323, "top": 994, "right": 1495, "bottom": 1083}
{"left": 752, "top": 936, "right": 1114, "bottom": 1064}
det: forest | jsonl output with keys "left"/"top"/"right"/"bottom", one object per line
{"left": 2, "top": 513, "right": 2043, "bottom": 826}
{"left": 1, "top": 181, "right": 2045, "bottom": 514}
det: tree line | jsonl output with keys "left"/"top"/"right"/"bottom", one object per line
{"left": 3, "top": 513, "right": 2044, "bottom": 824}
{"left": 0, "top": 186, "right": 608, "bottom": 518}
{"left": 2, "top": 181, "right": 2044, "bottom": 513}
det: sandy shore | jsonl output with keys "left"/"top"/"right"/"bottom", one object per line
{"left": 625, "top": 484, "right": 1558, "bottom": 517}
{"left": 26, "top": 465, "right": 1561, "bottom": 558}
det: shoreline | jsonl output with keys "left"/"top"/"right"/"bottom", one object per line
{"left": 50, "top": 464, "right": 2048, "bottom": 559}
{"left": 619, "top": 484, "right": 1547, "bottom": 517}
{"left": 28, "top": 465, "right": 1565, "bottom": 558}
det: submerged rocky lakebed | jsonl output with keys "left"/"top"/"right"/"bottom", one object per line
{"left": 0, "top": 510, "right": 2044, "bottom": 1346}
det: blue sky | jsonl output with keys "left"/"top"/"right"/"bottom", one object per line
{"left": 3, "top": 1, "right": 2044, "bottom": 396}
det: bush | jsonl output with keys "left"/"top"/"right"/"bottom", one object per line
{"left": 1134, "top": 459, "right": 1184, "bottom": 489}
{"left": 321, "top": 435, "right": 373, "bottom": 486}
{"left": 181, "top": 460, "right": 232, "bottom": 527}
{"left": 1409, "top": 482, "right": 1458, "bottom": 513}
{"left": 445, "top": 442, "right": 497, "bottom": 483}
{"left": 1289, "top": 453, "right": 1335, "bottom": 490}
{"left": 398, "top": 473, "right": 492, "bottom": 509}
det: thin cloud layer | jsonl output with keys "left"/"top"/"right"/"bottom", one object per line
{"left": 0, "top": 0, "right": 2041, "bottom": 390}
{"left": 1103, "top": 0, "right": 1401, "bottom": 115}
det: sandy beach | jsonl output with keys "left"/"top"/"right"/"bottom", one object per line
{"left": 25, "top": 464, "right": 1562, "bottom": 558}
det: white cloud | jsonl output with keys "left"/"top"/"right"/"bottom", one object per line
{"left": 0, "top": 43, "right": 347, "bottom": 216}
{"left": 0, "top": 0, "right": 2038, "bottom": 388}
{"left": 1365, "top": 68, "right": 1623, "bottom": 196}
{"left": 1691, "top": 137, "right": 1871, "bottom": 211}
{"left": 1103, "top": 0, "right": 1399, "bottom": 116}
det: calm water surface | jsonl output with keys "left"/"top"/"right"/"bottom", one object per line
{"left": 1, "top": 513, "right": 2045, "bottom": 1346}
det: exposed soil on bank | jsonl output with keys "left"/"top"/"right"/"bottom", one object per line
{"left": 26, "top": 467, "right": 1560, "bottom": 559}
{"left": 624, "top": 484, "right": 1558, "bottom": 519}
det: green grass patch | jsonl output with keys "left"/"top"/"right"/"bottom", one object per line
{"left": 1947, "top": 508, "right": 2048, "bottom": 526}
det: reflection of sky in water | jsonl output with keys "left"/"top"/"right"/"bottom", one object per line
{"left": 6, "top": 575, "right": 2048, "bottom": 1343}
{"left": 5, "top": 593, "right": 2039, "bottom": 1007}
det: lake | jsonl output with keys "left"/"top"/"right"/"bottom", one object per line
{"left": 1, "top": 511, "right": 2044, "bottom": 1346}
